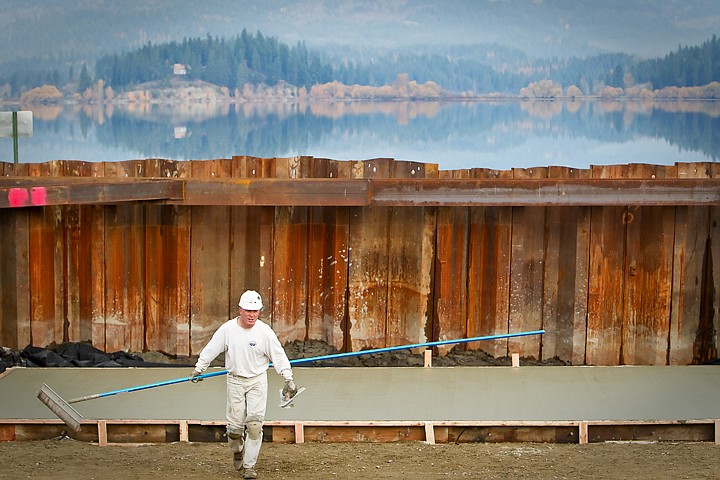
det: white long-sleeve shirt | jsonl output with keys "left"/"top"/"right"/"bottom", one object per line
{"left": 194, "top": 318, "right": 292, "bottom": 381}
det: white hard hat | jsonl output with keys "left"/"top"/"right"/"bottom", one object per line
{"left": 239, "top": 290, "right": 263, "bottom": 310}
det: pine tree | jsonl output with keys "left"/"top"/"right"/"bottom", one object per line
{"left": 78, "top": 64, "right": 92, "bottom": 93}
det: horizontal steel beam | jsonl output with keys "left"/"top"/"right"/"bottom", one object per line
{"left": 1, "top": 177, "right": 718, "bottom": 208}
{"left": 0, "top": 178, "right": 183, "bottom": 208}
{"left": 180, "top": 178, "right": 371, "bottom": 206}
{"left": 369, "top": 178, "right": 720, "bottom": 206}
{"left": 148, "top": 177, "right": 720, "bottom": 207}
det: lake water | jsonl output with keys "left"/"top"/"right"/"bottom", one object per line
{"left": 2, "top": 99, "right": 718, "bottom": 171}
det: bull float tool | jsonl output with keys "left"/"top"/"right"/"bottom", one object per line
{"left": 38, "top": 329, "right": 544, "bottom": 431}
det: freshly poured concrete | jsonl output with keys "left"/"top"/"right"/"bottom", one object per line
{"left": 1, "top": 366, "right": 718, "bottom": 423}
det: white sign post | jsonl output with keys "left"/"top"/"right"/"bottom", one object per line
{"left": 0, "top": 110, "right": 33, "bottom": 164}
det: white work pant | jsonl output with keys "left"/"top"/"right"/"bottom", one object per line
{"left": 226, "top": 372, "right": 268, "bottom": 469}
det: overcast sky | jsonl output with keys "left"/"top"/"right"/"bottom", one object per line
{"left": 2, "top": 0, "right": 719, "bottom": 63}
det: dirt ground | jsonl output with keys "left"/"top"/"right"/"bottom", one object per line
{"left": 1, "top": 438, "right": 718, "bottom": 480}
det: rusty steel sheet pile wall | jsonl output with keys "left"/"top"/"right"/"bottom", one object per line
{"left": 0, "top": 158, "right": 718, "bottom": 365}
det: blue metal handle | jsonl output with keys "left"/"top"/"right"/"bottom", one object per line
{"left": 285, "top": 329, "right": 545, "bottom": 365}
{"left": 68, "top": 329, "right": 544, "bottom": 404}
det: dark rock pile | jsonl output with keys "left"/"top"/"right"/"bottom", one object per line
{"left": 0, "top": 342, "right": 190, "bottom": 373}
{"left": 1, "top": 339, "right": 573, "bottom": 374}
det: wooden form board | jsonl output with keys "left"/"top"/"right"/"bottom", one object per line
{"left": 465, "top": 206, "right": 512, "bottom": 359}
{"left": 542, "top": 206, "right": 590, "bottom": 364}
{"left": 2, "top": 419, "right": 716, "bottom": 445}
{"left": 305, "top": 206, "right": 350, "bottom": 351}
{"left": 56, "top": 161, "right": 99, "bottom": 345}
{"left": 621, "top": 165, "right": 675, "bottom": 365}
{"left": 141, "top": 160, "right": 190, "bottom": 356}
{"left": 541, "top": 167, "right": 591, "bottom": 365}
{"left": 0, "top": 195, "right": 30, "bottom": 347}
{"left": 462, "top": 169, "right": 514, "bottom": 359}
{"left": 670, "top": 163, "right": 719, "bottom": 364}
{"left": 586, "top": 203, "right": 627, "bottom": 365}
{"left": 102, "top": 162, "right": 147, "bottom": 353}
{"left": 346, "top": 160, "right": 395, "bottom": 350}
{"left": 386, "top": 206, "right": 435, "bottom": 348}
{"left": 622, "top": 205, "right": 675, "bottom": 364}
{"left": 75, "top": 161, "right": 108, "bottom": 352}
{"left": 433, "top": 206, "right": 469, "bottom": 355}
{"left": 232, "top": 157, "right": 355, "bottom": 349}
{"left": 704, "top": 163, "right": 720, "bottom": 363}
{"left": 669, "top": 204, "right": 708, "bottom": 364}
{"left": 508, "top": 203, "right": 546, "bottom": 359}
{"left": 585, "top": 165, "right": 628, "bottom": 364}
{"left": 711, "top": 202, "right": 720, "bottom": 362}
{"left": 347, "top": 205, "right": 391, "bottom": 349}
{"left": 144, "top": 204, "right": 191, "bottom": 355}
{"left": 189, "top": 159, "right": 233, "bottom": 354}
{"left": 271, "top": 157, "right": 353, "bottom": 348}
{"left": 0, "top": 160, "right": 31, "bottom": 347}
{"left": 508, "top": 168, "right": 547, "bottom": 359}
{"left": 229, "top": 156, "right": 277, "bottom": 339}
{"left": 27, "top": 163, "right": 65, "bottom": 349}
{"left": 272, "top": 205, "right": 311, "bottom": 341}
{"left": 229, "top": 206, "right": 274, "bottom": 326}
{"left": 347, "top": 159, "right": 435, "bottom": 350}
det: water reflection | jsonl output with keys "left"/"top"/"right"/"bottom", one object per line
{"left": 3, "top": 100, "right": 718, "bottom": 170}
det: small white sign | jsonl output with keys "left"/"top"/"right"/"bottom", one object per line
{"left": 0, "top": 111, "right": 33, "bottom": 137}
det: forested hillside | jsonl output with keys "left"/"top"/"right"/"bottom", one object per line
{"left": 94, "top": 32, "right": 517, "bottom": 94}
{"left": 95, "top": 31, "right": 331, "bottom": 91}
{"left": 90, "top": 32, "right": 720, "bottom": 96}
{"left": 2, "top": 31, "right": 719, "bottom": 100}
{"left": 632, "top": 35, "right": 720, "bottom": 88}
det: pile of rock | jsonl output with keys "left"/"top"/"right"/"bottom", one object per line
{"left": 0, "top": 342, "right": 190, "bottom": 373}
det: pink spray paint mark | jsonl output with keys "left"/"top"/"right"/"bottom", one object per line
{"left": 8, "top": 188, "right": 29, "bottom": 207}
{"left": 31, "top": 187, "right": 47, "bottom": 206}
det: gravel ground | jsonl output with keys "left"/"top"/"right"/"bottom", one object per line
{"left": 1, "top": 438, "right": 719, "bottom": 480}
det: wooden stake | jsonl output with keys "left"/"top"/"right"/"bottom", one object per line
{"left": 98, "top": 420, "right": 108, "bottom": 447}
{"left": 424, "top": 349, "right": 432, "bottom": 367}
{"left": 424, "top": 422, "right": 435, "bottom": 444}
{"left": 579, "top": 422, "right": 588, "bottom": 444}
{"left": 180, "top": 421, "right": 189, "bottom": 442}
{"left": 295, "top": 422, "right": 305, "bottom": 444}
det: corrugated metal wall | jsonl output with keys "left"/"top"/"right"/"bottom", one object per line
{"left": 0, "top": 158, "right": 718, "bottom": 365}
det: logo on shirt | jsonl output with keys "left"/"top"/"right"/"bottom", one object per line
{"left": 249, "top": 340, "right": 257, "bottom": 348}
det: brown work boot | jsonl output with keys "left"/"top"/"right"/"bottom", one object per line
{"left": 242, "top": 467, "right": 258, "bottom": 479}
{"left": 233, "top": 452, "right": 243, "bottom": 470}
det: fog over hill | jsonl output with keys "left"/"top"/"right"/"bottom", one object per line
{"left": 1, "top": 0, "right": 718, "bottom": 65}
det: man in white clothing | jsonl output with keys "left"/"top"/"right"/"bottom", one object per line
{"left": 190, "top": 290, "right": 296, "bottom": 479}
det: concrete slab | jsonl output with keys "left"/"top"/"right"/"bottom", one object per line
{"left": 1, "top": 366, "right": 718, "bottom": 423}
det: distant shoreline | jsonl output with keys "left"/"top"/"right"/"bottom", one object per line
{"left": 6, "top": 78, "right": 720, "bottom": 107}
{"left": 3, "top": 96, "right": 719, "bottom": 110}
